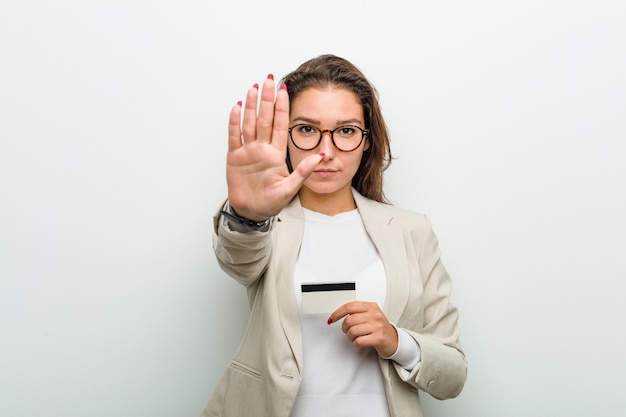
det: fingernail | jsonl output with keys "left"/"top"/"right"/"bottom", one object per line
{"left": 327, "top": 316, "right": 333, "bottom": 325}
{"left": 279, "top": 84, "right": 287, "bottom": 91}
{"left": 319, "top": 153, "right": 326, "bottom": 162}
{"left": 236, "top": 100, "right": 242, "bottom": 107}
{"left": 267, "top": 74, "right": 274, "bottom": 80}
{"left": 253, "top": 83, "right": 259, "bottom": 89}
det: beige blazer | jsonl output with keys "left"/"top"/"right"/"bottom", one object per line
{"left": 202, "top": 189, "right": 467, "bottom": 417}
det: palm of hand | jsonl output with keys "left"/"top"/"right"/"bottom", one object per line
{"left": 227, "top": 140, "right": 291, "bottom": 221}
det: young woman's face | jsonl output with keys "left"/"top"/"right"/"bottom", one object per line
{"left": 288, "top": 87, "right": 369, "bottom": 202}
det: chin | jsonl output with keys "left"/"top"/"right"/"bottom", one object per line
{"left": 303, "top": 181, "right": 351, "bottom": 196}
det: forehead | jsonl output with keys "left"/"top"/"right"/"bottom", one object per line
{"left": 290, "top": 87, "right": 363, "bottom": 122}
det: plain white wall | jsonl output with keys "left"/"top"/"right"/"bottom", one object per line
{"left": 1, "top": 1, "right": 625, "bottom": 416}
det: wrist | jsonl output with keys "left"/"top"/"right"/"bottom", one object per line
{"left": 221, "top": 204, "right": 271, "bottom": 230}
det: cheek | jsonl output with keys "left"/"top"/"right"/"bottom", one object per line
{"left": 350, "top": 149, "right": 366, "bottom": 168}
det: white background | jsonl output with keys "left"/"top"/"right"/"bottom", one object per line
{"left": 1, "top": 1, "right": 625, "bottom": 416}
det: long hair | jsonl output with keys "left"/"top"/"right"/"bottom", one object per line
{"left": 280, "top": 54, "right": 393, "bottom": 203}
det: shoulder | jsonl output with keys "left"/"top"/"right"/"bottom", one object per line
{"left": 353, "top": 189, "right": 430, "bottom": 229}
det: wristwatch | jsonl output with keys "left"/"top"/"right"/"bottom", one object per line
{"left": 220, "top": 205, "right": 271, "bottom": 230}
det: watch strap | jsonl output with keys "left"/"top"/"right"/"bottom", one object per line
{"left": 220, "top": 206, "right": 271, "bottom": 230}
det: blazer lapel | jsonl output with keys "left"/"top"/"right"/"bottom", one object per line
{"left": 353, "top": 190, "right": 411, "bottom": 386}
{"left": 274, "top": 198, "right": 305, "bottom": 374}
{"left": 353, "top": 190, "right": 410, "bottom": 325}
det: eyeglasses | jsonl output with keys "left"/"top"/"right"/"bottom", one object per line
{"left": 288, "top": 124, "right": 369, "bottom": 152}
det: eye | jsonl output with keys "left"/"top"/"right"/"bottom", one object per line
{"left": 336, "top": 126, "right": 357, "bottom": 137}
{"left": 296, "top": 125, "right": 318, "bottom": 136}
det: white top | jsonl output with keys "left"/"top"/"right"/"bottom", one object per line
{"left": 290, "top": 208, "right": 419, "bottom": 417}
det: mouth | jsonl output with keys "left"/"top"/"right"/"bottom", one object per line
{"left": 313, "top": 168, "right": 337, "bottom": 177}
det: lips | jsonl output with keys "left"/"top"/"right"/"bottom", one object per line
{"left": 313, "top": 168, "right": 337, "bottom": 177}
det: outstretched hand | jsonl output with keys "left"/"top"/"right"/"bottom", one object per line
{"left": 328, "top": 301, "right": 399, "bottom": 358}
{"left": 226, "top": 75, "right": 325, "bottom": 221}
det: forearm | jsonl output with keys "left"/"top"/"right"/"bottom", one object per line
{"left": 390, "top": 214, "right": 467, "bottom": 399}
{"left": 212, "top": 201, "right": 273, "bottom": 287}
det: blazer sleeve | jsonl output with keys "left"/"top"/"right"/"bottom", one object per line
{"left": 211, "top": 201, "right": 273, "bottom": 287}
{"left": 394, "top": 215, "right": 467, "bottom": 400}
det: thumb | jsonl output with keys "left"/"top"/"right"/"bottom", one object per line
{"left": 282, "top": 153, "right": 325, "bottom": 194}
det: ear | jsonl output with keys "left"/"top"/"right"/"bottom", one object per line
{"left": 363, "top": 135, "right": 371, "bottom": 151}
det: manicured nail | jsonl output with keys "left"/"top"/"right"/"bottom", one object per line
{"left": 319, "top": 153, "right": 326, "bottom": 162}
{"left": 267, "top": 74, "right": 274, "bottom": 80}
{"left": 279, "top": 84, "right": 287, "bottom": 91}
{"left": 253, "top": 83, "right": 259, "bottom": 89}
{"left": 236, "top": 100, "right": 242, "bottom": 107}
{"left": 327, "top": 316, "right": 333, "bottom": 325}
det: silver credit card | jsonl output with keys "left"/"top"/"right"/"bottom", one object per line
{"left": 301, "top": 282, "right": 356, "bottom": 314}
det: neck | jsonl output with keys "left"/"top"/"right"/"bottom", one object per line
{"left": 298, "top": 186, "right": 356, "bottom": 215}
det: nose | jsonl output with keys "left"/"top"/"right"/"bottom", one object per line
{"left": 318, "top": 131, "right": 335, "bottom": 157}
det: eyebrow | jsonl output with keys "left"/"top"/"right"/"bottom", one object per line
{"left": 291, "top": 116, "right": 364, "bottom": 126}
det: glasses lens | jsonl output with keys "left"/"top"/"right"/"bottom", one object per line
{"left": 290, "top": 125, "right": 320, "bottom": 150}
{"left": 333, "top": 126, "right": 363, "bottom": 151}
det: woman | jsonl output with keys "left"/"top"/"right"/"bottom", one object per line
{"left": 202, "top": 54, "right": 467, "bottom": 417}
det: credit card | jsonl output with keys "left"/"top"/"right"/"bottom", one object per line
{"left": 301, "top": 282, "right": 356, "bottom": 314}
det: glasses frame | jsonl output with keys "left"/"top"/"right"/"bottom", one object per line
{"left": 288, "top": 124, "right": 369, "bottom": 152}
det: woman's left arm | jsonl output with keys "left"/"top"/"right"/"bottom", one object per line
{"left": 400, "top": 215, "right": 467, "bottom": 400}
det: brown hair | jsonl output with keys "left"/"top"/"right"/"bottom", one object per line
{"left": 280, "top": 54, "right": 393, "bottom": 203}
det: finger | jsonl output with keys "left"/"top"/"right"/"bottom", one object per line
{"left": 241, "top": 84, "right": 259, "bottom": 142}
{"left": 351, "top": 333, "right": 381, "bottom": 349}
{"left": 256, "top": 74, "right": 276, "bottom": 143}
{"left": 341, "top": 311, "right": 372, "bottom": 333}
{"left": 354, "top": 323, "right": 398, "bottom": 356}
{"left": 345, "top": 323, "right": 375, "bottom": 342}
{"left": 271, "top": 83, "right": 290, "bottom": 149}
{"left": 282, "top": 152, "right": 326, "bottom": 202}
{"left": 328, "top": 304, "right": 347, "bottom": 325}
{"left": 328, "top": 300, "right": 368, "bottom": 325}
{"left": 227, "top": 101, "right": 243, "bottom": 152}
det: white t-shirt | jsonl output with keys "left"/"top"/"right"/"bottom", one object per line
{"left": 291, "top": 208, "right": 390, "bottom": 417}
